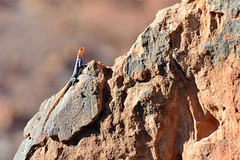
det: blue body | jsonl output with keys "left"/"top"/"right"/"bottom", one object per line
{"left": 71, "top": 58, "right": 82, "bottom": 78}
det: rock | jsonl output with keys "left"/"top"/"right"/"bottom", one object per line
{"left": 14, "top": 60, "right": 106, "bottom": 159}
{"left": 15, "top": 0, "right": 240, "bottom": 159}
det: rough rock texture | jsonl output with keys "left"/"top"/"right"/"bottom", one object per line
{"left": 15, "top": 0, "right": 240, "bottom": 159}
{"left": 26, "top": 61, "right": 105, "bottom": 142}
{"left": 15, "top": 61, "right": 106, "bottom": 159}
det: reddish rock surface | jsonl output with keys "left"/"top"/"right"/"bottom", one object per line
{"left": 15, "top": 0, "right": 240, "bottom": 159}
{"left": 0, "top": 0, "right": 180, "bottom": 159}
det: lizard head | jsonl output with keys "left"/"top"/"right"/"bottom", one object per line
{"left": 77, "top": 47, "right": 85, "bottom": 58}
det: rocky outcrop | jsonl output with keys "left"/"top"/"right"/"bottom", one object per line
{"left": 15, "top": 0, "right": 240, "bottom": 159}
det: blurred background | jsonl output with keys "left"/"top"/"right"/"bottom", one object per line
{"left": 0, "top": 0, "right": 180, "bottom": 159}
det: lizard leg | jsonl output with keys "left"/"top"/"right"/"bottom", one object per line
{"left": 71, "top": 64, "right": 87, "bottom": 86}
{"left": 81, "top": 64, "right": 87, "bottom": 68}
{"left": 70, "top": 77, "right": 78, "bottom": 86}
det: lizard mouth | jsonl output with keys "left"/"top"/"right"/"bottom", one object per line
{"left": 77, "top": 47, "right": 85, "bottom": 58}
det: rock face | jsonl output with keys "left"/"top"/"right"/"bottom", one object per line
{"left": 15, "top": 61, "right": 106, "bottom": 159}
{"left": 15, "top": 0, "right": 240, "bottom": 159}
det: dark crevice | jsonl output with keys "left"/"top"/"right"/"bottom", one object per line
{"left": 235, "top": 10, "right": 240, "bottom": 18}
{"left": 25, "top": 137, "right": 48, "bottom": 160}
{"left": 176, "top": 154, "right": 183, "bottom": 160}
{"left": 217, "top": 12, "right": 224, "bottom": 26}
{"left": 44, "top": 145, "right": 48, "bottom": 153}
{"left": 56, "top": 147, "right": 64, "bottom": 159}
{"left": 169, "top": 55, "right": 188, "bottom": 84}
{"left": 235, "top": 107, "right": 239, "bottom": 113}
{"left": 131, "top": 101, "right": 152, "bottom": 158}
{"left": 170, "top": 23, "right": 183, "bottom": 49}
{"left": 120, "top": 89, "right": 127, "bottom": 111}
{"left": 209, "top": 11, "right": 224, "bottom": 33}
{"left": 210, "top": 12, "right": 218, "bottom": 33}
{"left": 81, "top": 93, "right": 86, "bottom": 98}
{"left": 116, "top": 75, "right": 124, "bottom": 88}
{"left": 50, "top": 135, "right": 60, "bottom": 142}
{"left": 104, "top": 67, "right": 113, "bottom": 81}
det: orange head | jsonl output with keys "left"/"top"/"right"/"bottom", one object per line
{"left": 77, "top": 47, "right": 85, "bottom": 58}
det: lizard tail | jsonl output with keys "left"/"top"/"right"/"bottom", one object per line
{"left": 40, "top": 82, "right": 72, "bottom": 135}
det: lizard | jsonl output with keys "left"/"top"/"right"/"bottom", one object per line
{"left": 41, "top": 47, "right": 86, "bottom": 135}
